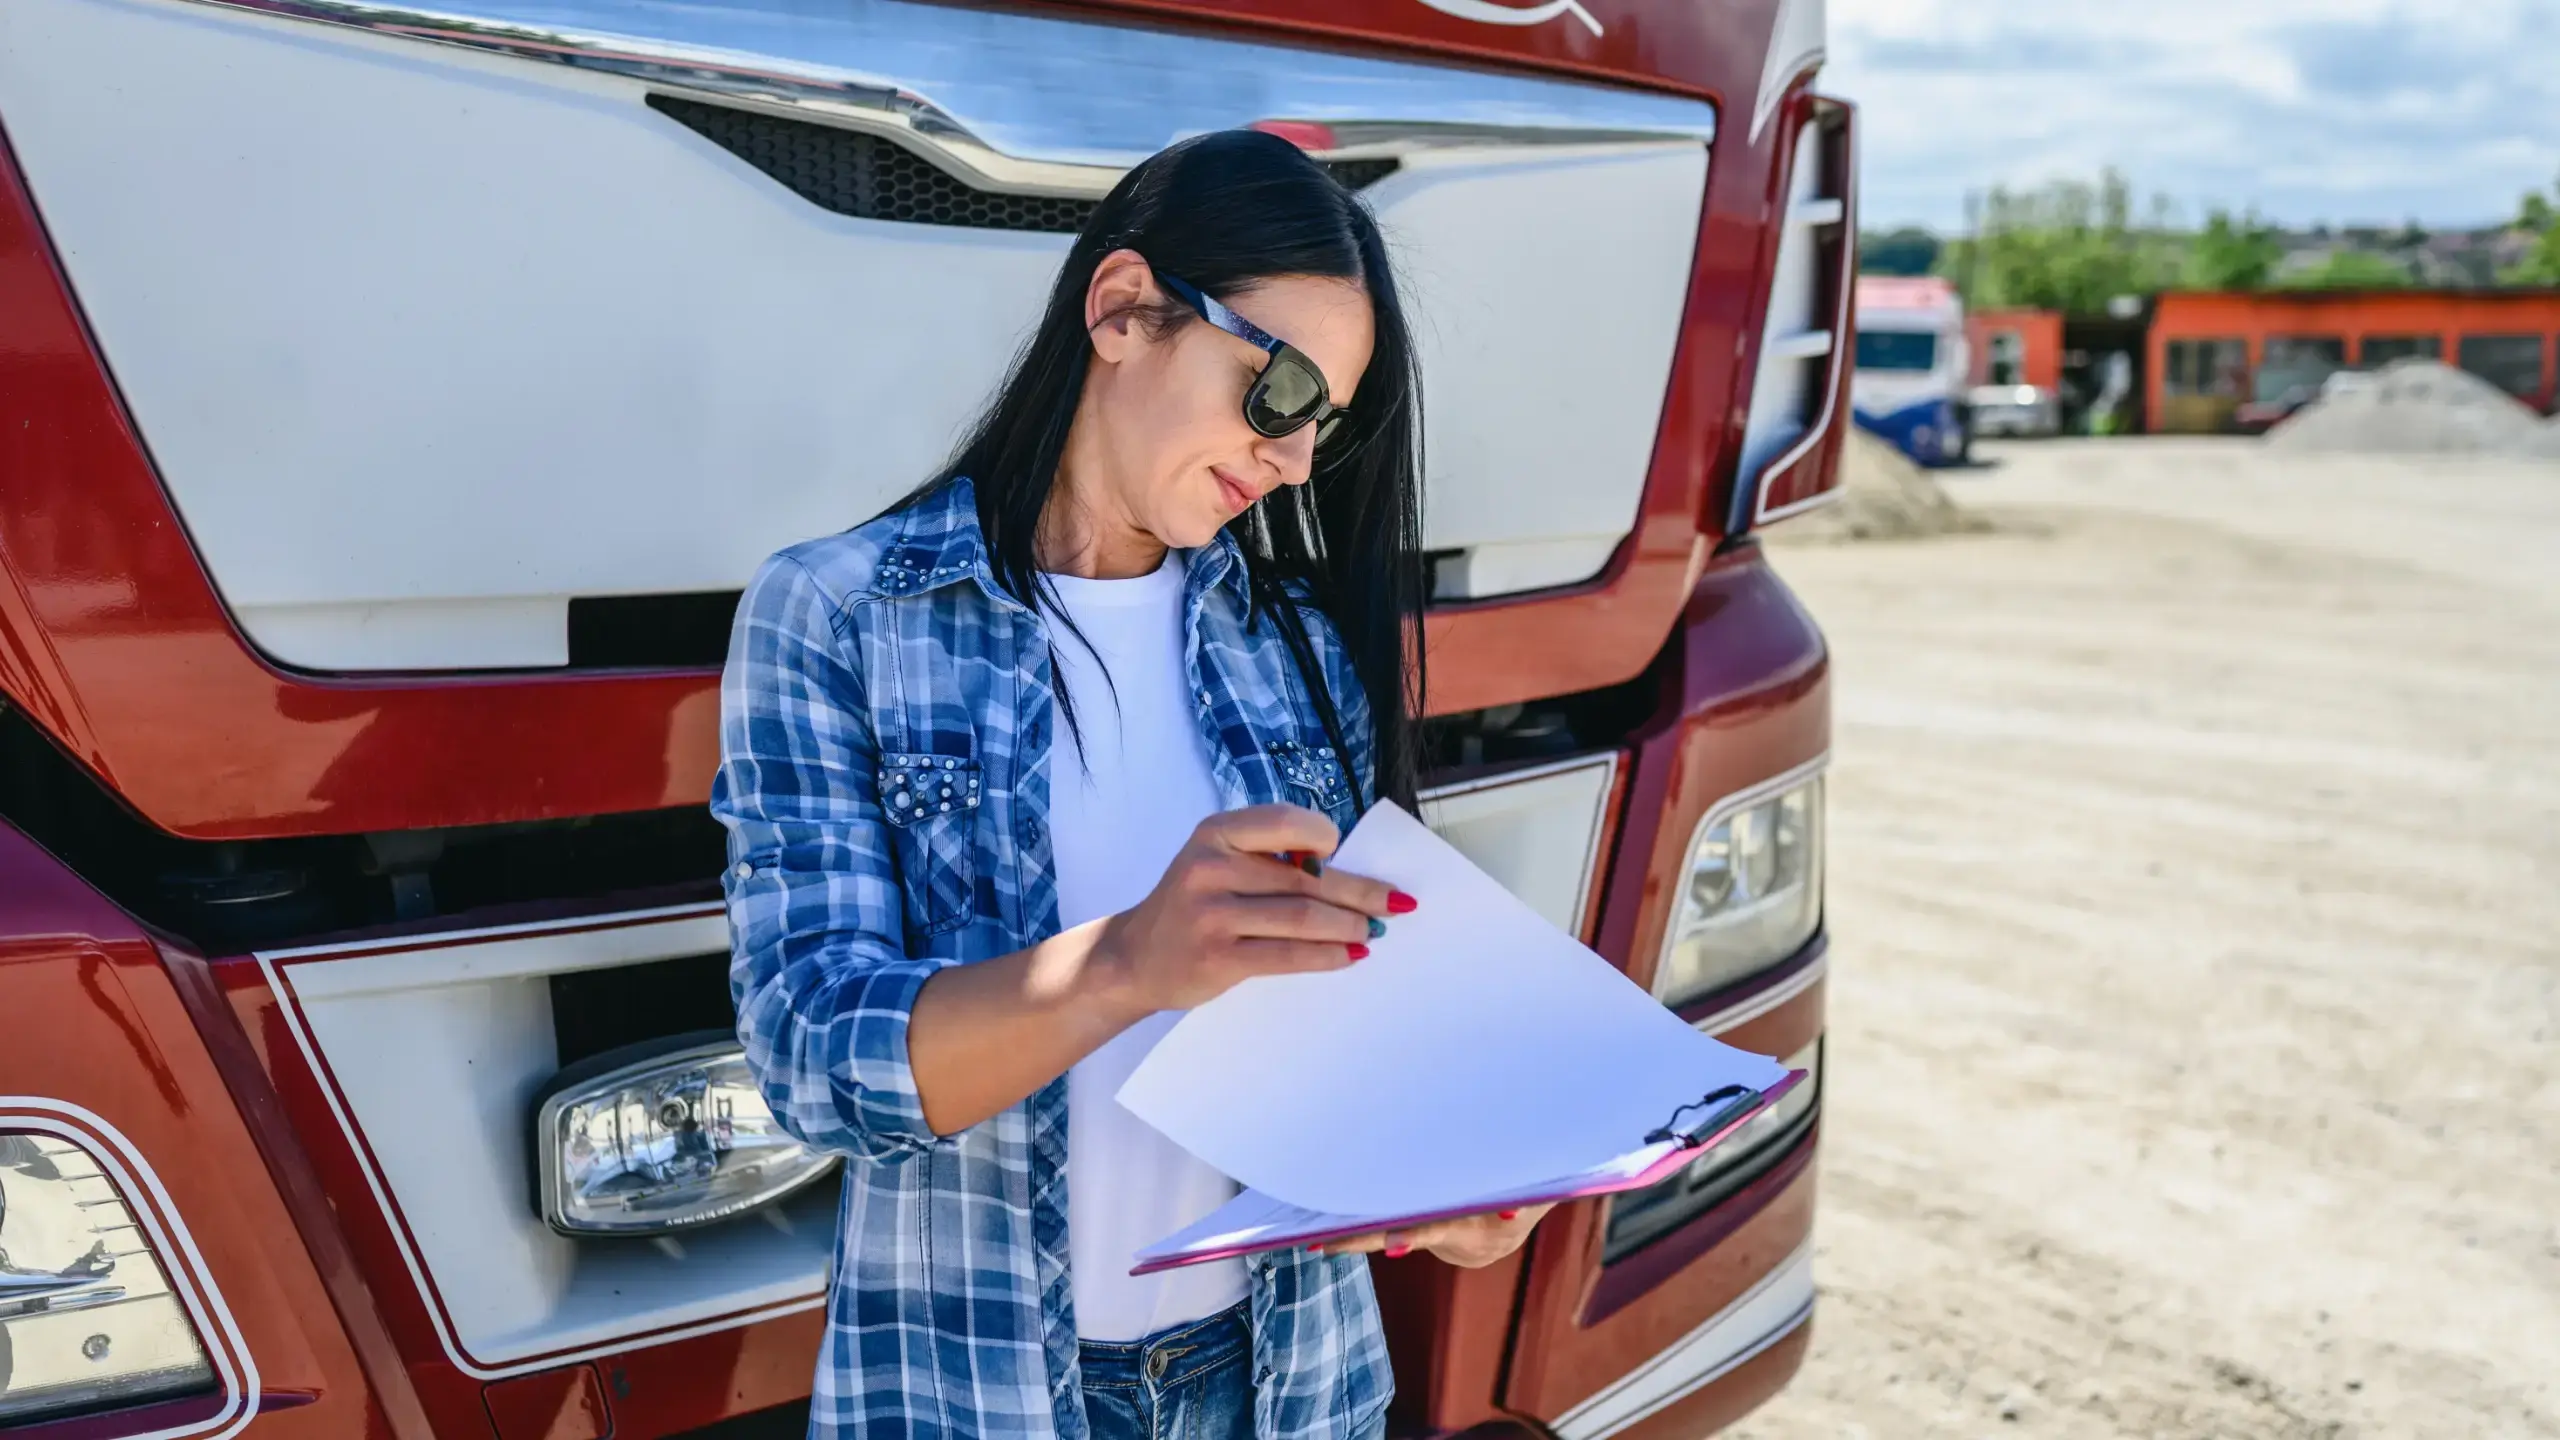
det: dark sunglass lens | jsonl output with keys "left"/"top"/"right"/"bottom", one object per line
{"left": 1314, "top": 412, "right": 1348, "bottom": 447}
{"left": 1251, "top": 356, "right": 1328, "bottom": 429}
{"left": 1243, "top": 384, "right": 1296, "bottom": 437}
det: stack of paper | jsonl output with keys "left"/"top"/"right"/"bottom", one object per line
{"left": 1117, "top": 802, "right": 1797, "bottom": 1272}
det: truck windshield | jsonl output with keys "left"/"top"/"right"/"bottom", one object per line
{"left": 1855, "top": 330, "right": 1939, "bottom": 372}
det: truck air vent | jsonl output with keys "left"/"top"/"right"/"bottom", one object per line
{"left": 566, "top": 589, "right": 744, "bottom": 668}
{"left": 647, "top": 95, "right": 1395, "bottom": 234}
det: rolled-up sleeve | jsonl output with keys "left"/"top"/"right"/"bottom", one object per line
{"left": 711, "top": 553, "right": 945, "bottom": 1163}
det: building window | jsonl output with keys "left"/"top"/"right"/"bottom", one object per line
{"left": 2165, "top": 337, "right": 2247, "bottom": 397}
{"left": 1987, "top": 330, "right": 2026, "bottom": 386}
{"left": 2360, "top": 335, "right": 2441, "bottom": 367}
{"left": 2456, "top": 334, "right": 2545, "bottom": 400}
{"left": 2255, "top": 336, "right": 2346, "bottom": 403}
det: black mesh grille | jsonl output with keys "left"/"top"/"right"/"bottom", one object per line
{"left": 649, "top": 94, "right": 1396, "bottom": 234}
{"left": 1319, "top": 157, "right": 1401, "bottom": 192}
{"left": 649, "top": 95, "right": 1100, "bottom": 232}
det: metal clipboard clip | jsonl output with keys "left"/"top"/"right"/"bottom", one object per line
{"left": 1642, "top": 1083, "right": 1766, "bottom": 1148}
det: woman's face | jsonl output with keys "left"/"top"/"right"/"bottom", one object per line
{"left": 1070, "top": 248, "right": 1376, "bottom": 557}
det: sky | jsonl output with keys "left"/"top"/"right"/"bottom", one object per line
{"left": 1823, "top": 0, "right": 2560, "bottom": 233}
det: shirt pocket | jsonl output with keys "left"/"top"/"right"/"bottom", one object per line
{"left": 876, "top": 751, "right": 984, "bottom": 938}
{"left": 1267, "top": 739, "right": 1357, "bottom": 830}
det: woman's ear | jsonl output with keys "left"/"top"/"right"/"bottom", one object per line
{"left": 1085, "top": 248, "right": 1157, "bottom": 364}
{"left": 1080, "top": 243, "right": 1172, "bottom": 363}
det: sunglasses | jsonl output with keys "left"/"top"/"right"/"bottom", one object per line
{"left": 1154, "top": 271, "right": 1350, "bottom": 447}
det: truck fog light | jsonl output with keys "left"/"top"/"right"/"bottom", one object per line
{"left": 532, "top": 1033, "right": 837, "bottom": 1236}
{"left": 1603, "top": 1038, "right": 1822, "bottom": 1261}
{"left": 1652, "top": 777, "right": 1824, "bottom": 1011}
{"left": 0, "top": 1133, "right": 217, "bottom": 1424}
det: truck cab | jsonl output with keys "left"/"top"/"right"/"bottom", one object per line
{"left": 0, "top": 0, "right": 1852, "bottom": 1434}
{"left": 1852, "top": 274, "right": 1970, "bottom": 465}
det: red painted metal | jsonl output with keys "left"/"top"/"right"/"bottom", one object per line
{"left": 1486, "top": 540, "right": 1826, "bottom": 1424}
{"left": 1604, "top": 1322, "right": 1814, "bottom": 1440}
{"left": 160, "top": 942, "right": 442, "bottom": 1440}
{"left": 481, "top": 1366, "right": 611, "bottom": 1440}
{"left": 0, "top": 820, "right": 396, "bottom": 1438}
{"left": 1584, "top": 1120, "right": 1819, "bottom": 1325}
{"left": 1506, "top": 1134, "right": 1818, "bottom": 1421}
{"left": 0, "top": 0, "right": 1821, "bottom": 837}
{"left": 1040, "top": 0, "right": 1763, "bottom": 103}
{"left": 1369, "top": 1244, "right": 1531, "bottom": 1435}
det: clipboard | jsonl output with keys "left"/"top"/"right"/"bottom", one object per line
{"left": 1131, "top": 1071, "right": 1806, "bottom": 1275}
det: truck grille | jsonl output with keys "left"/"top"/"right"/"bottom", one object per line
{"left": 647, "top": 96, "right": 1395, "bottom": 234}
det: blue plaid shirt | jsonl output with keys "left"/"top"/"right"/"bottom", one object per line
{"left": 712, "top": 478, "right": 1393, "bottom": 1440}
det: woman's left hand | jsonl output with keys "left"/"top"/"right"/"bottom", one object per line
{"left": 1320, "top": 1204, "right": 1554, "bottom": 1269}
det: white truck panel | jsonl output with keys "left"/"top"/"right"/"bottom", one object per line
{"left": 2, "top": 0, "right": 1706, "bottom": 669}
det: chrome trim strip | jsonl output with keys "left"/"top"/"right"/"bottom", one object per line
{"left": 1552, "top": 1240, "right": 1816, "bottom": 1440}
{"left": 172, "top": 0, "right": 1714, "bottom": 199}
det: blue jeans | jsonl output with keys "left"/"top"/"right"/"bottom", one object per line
{"left": 1080, "top": 1303, "right": 1255, "bottom": 1440}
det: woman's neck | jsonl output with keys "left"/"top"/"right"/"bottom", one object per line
{"left": 1038, "top": 454, "right": 1169, "bottom": 580}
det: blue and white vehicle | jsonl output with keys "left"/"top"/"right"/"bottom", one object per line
{"left": 1852, "top": 275, "right": 1970, "bottom": 465}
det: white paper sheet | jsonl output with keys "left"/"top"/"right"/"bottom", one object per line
{"left": 1117, "top": 802, "right": 1789, "bottom": 1217}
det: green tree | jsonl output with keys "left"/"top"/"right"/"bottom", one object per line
{"left": 2278, "top": 249, "right": 2415, "bottom": 290}
{"left": 1859, "top": 226, "right": 1941, "bottom": 277}
{"left": 1935, "top": 169, "right": 2178, "bottom": 313}
{"left": 2182, "top": 209, "right": 2283, "bottom": 290}
{"left": 2503, "top": 180, "right": 2560, "bottom": 285}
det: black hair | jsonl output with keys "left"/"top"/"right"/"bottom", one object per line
{"left": 908, "top": 128, "right": 1427, "bottom": 810}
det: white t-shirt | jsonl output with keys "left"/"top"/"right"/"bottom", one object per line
{"left": 1044, "top": 553, "right": 1251, "bottom": 1342}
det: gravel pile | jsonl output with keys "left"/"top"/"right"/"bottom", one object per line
{"left": 1770, "top": 427, "right": 1989, "bottom": 543}
{"left": 2265, "top": 359, "right": 2547, "bottom": 456}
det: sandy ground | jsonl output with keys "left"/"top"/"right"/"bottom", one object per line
{"left": 1734, "top": 439, "right": 2560, "bottom": 1439}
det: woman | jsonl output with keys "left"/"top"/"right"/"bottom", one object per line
{"left": 712, "top": 130, "right": 1546, "bottom": 1440}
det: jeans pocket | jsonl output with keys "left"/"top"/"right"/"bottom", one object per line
{"left": 877, "top": 752, "right": 982, "bottom": 937}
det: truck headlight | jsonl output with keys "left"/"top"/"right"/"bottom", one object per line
{"left": 0, "top": 1133, "right": 217, "bottom": 1424}
{"left": 1652, "top": 777, "right": 1824, "bottom": 1010}
{"left": 532, "top": 1033, "right": 838, "bottom": 1237}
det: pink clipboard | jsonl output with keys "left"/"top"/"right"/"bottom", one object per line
{"left": 1129, "top": 1069, "right": 1807, "bottom": 1275}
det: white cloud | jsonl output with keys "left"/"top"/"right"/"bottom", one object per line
{"left": 1824, "top": 0, "right": 2560, "bottom": 230}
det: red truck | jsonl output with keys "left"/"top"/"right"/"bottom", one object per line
{"left": 0, "top": 0, "right": 1851, "bottom": 1435}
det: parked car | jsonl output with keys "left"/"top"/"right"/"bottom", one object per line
{"left": 1967, "top": 383, "right": 2064, "bottom": 438}
{"left": 0, "top": 0, "right": 1851, "bottom": 1435}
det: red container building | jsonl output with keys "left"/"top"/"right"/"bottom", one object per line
{"left": 2149, "top": 288, "right": 2560, "bottom": 432}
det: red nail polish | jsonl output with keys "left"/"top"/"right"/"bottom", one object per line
{"left": 1383, "top": 1243, "right": 1410, "bottom": 1259}
{"left": 1387, "top": 890, "right": 1418, "bottom": 914}
{"left": 1498, "top": 1210, "right": 1519, "bottom": 1221}
{"left": 1346, "top": 943, "right": 1370, "bottom": 960}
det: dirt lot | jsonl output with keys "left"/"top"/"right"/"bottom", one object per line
{"left": 1736, "top": 439, "right": 2560, "bottom": 1439}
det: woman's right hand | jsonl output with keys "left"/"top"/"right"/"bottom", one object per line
{"left": 1092, "top": 803, "right": 1410, "bottom": 1015}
